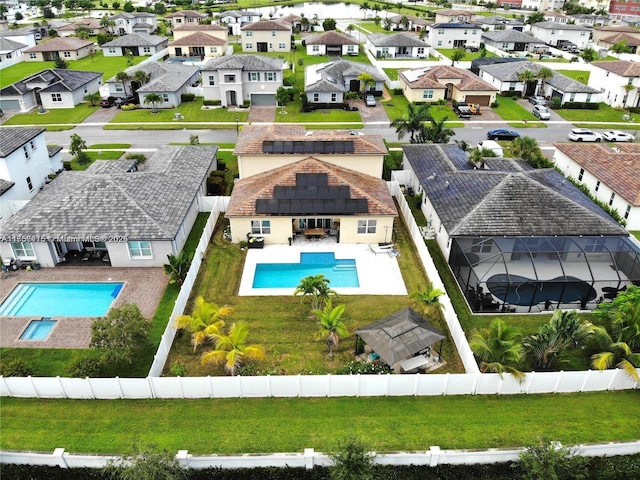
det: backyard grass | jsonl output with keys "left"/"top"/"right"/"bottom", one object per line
{"left": 3, "top": 105, "right": 98, "bottom": 125}
{"left": 436, "top": 48, "right": 497, "bottom": 62}
{"left": 1, "top": 391, "right": 639, "bottom": 454}
{"left": 553, "top": 103, "right": 640, "bottom": 123}
{"left": 275, "top": 100, "right": 362, "bottom": 124}
{"left": 110, "top": 99, "right": 249, "bottom": 123}
{"left": 354, "top": 22, "right": 390, "bottom": 34}
{"left": 556, "top": 69, "right": 590, "bottom": 84}
{"left": 573, "top": 123, "right": 640, "bottom": 131}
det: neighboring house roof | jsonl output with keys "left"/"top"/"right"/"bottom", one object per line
{"left": 24, "top": 37, "right": 93, "bottom": 53}
{"left": 474, "top": 15, "right": 523, "bottom": 26}
{"left": 220, "top": 10, "right": 259, "bottom": 18}
{"left": 599, "top": 32, "right": 640, "bottom": 46}
{"left": 170, "top": 32, "right": 226, "bottom": 46}
{"left": 544, "top": 11, "right": 568, "bottom": 19}
{"left": 367, "top": 32, "right": 429, "bottom": 48}
{"left": 241, "top": 20, "right": 290, "bottom": 31}
{"left": 431, "top": 21, "right": 480, "bottom": 29}
{"left": 102, "top": 33, "right": 168, "bottom": 47}
{"left": 173, "top": 24, "right": 227, "bottom": 32}
{"left": 591, "top": 60, "right": 640, "bottom": 77}
{"left": 480, "top": 60, "right": 599, "bottom": 93}
{"left": 436, "top": 9, "right": 473, "bottom": 16}
{"left": 202, "top": 54, "right": 283, "bottom": 71}
{"left": 554, "top": 143, "right": 640, "bottom": 206}
{"left": 482, "top": 29, "right": 540, "bottom": 44}
{"left": 0, "top": 26, "right": 37, "bottom": 37}
{"left": 166, "top": 10, "right": 208, "bottom": 18}
{"left": 0, "top": 179, "right": 15, "bottom": 196}
{"left": 57, "top": 19, "right": 101, "bottom": 31}
{"left": 111, "top": 12, "right": 156, "bottom": 20}
{"left": 531, "top": 21, "right": 589, "bottom": 31}
{"left": 0, "top": 69, "right": 102, "bottom": 96}
{"left": 280, "top": 14, "right": 302, "bottom": 24}
{"left": 0, "top": 37, "right": 27, "bottom": 52}
{"left": 400, "top": 65, "right": 497, "bottom": 92}
{"left": 226, "top": 157, "right": 397, "bottom": 217}
{"left": 121, "top": 62, "right": 199, "bottom": 93}
{"left": 48, "top": 145, "right": 63, "bottom": 158}
{"left": 306, "top": 30, "right": 358, "bottom": 45}
{"left": 402, "top": 144, "right": 627, "bottom": 237}
{"left": 0, "top": 127, "right": 45, "bottom": 157}
{"left": 594, "top": 25, "right": 639, "bottom": 33}
{"left": 0, "top": 146, "right": 217, "bottom": 240}
{"left": 388, "top": 14, "right": 432, "bottom": 26}
{"left": 306, "top": 59, "right": 385, "bottom": 93}
{"left": 234, "top": 125, "right": 387, "bottom": 156}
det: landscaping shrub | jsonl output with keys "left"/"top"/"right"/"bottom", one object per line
{"left": 181, "top": 93, "right": 196, "bottom": 103}
{"left": 499, "top": 91, "right": 522, "bottom": 98}
{"left": 0, "top": 358, "right": 33, "bottom": 377}
{"left": 334, "top": 361, "right": 393, "bottom": 375}
{"left": 491, "top": 100, "right": 499, "bottom": 108}
{"left": 627, "top": 106, "right": 640, "bottom": 114}
{"left": 549, "top": 97, "right": 562, "bottom": 109}
{"left": 66, "top": 357, "right": 104, "bottom": 378}
{"left": 125, "top": 153, "right": 146, "bottom": 164}
{"left": 561, "top": 101, "right": 599, "bottom": 110}
{"left": 120, "top": 104, "right": 138, "bottom": 111}
{"left": 304, "top": 102, "right": 349, "bottom": 112}
{"left": 392, "top": 88, "right": 403, "bottom": 95}
{"left": 217, "top": 159, "right": 226, "bottom": 170}
{"left": 203, "top": 100, "right": 221, "bottom": 106}
{"left": 63, "top": 160, "right": 72, "bottom": 171}
{"left": 283, "top": 75, "right": 295, "bottom": 86}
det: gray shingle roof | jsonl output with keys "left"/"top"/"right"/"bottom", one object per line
{"left": 220, "top": 10, "right": 259, "bottom": 18}
{"left": 0, "top": 127, "right": 45, "bottom": 157}
{"left": 240, "top": 20, "right": 290, "bottom": 31}
{"left": 402, "top": 144, "right": 626, "bottom": 237}
{"left": 482, "top": 29, "right": 540, "bottom": 44}
{"left": 367, "top": 32, "right": 430, "bottom": 48}
{"left": 0, "top": 179, "right": 15, "bottom": 196}
{"left": 0, "top": 26, "right": 38, "bottom": 37}
{"left": 306, "top": 30, "right": 359, "bottom": 46}
{"left": 102, "top": 33, "right": 167, "bottom": 47}
{"left": 306, "top": 59, "right": 385, "bottom": 93}
{"left": 0, "top": 146, "right": 217, "bottom": 241}
{"left": 111, "top": 12, "right": 157, "bottom": 20}
{"left": 47, "top": 145, "right": 63, "bottom": 158}
{"left": 0, "top": 37, "right": 27, "bottom": 51}
{"left": 474, "top": 15, "right": 523, "bottom": 26}
{"left": 431, "top": 21, "right": 480, "bottom": 29}
{"left": 532, "top": 21, "right": 590, "bottom": 31}
{"left": 202, "top": 54, "right": 283, "bottom": 71}
{"left": 320, "top": 59, "right": 385, "bottom": 81}
{"left": 116, "top": 63, "right": 199, "bottom": 93}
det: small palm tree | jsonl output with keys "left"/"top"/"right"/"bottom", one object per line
{"left": 143, "top": 93, "right": 163, "bottom": 113}
{"left": 470, "top": 319, "right": 525, "bottom": 381}
{"left": 201, "top": 322, "right": 265, "bottom": 376}
{"left": 509, "top": 136, "right": 544, "bottom": 167}
{"left": 115, "top": 71, "right": 130, "bottom": 96}
{"left": 536, "top": 67, "right": 554, "bottom": 96}
{"left": 163, "top": 251, "right": 193, "bottom": 285}
{"left": 293, "top": 274, "right": 336, "bottom": 311}
{"left": 85, "top": 92, "right": 101, "bottom": 106}
{"left": 390, "top": 103, "right": 432, "bottom": 143}
{"left": 132, "top": 69, "right": 150, "bottom": 91}
{"left": 174, "top": 296, "right": 233, "bottom": 352}
{"left": 410, "top": 282, "right": 445, "bottom": 316}
{"left": 313, "top": 302, "right": 348, "bottom": 358}
{"left": 346, "top": 24, "right": 356, "bottom": 36}
{"left": 344, "top": 91, "right": 360, "bottom": 110}
{"left": 418, "top": 117, "right": 455, "bottom": 144}
{"left": 356, "top": 72, "right": 374, "bottom": 94}
{"left": 517, "top": 69, "right": 536, "bottom": 98}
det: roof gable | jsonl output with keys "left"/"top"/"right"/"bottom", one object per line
{"left": 170, "top": 32, "right": 226, "bottom": 46}
{"left": 25, "top": 37, "right": 92, "bottom": 52}
{"left": 306, "top": 30, "right": 358, "bottom": 45}
{"left": 202, "top": 54, "right": 283, "bottom": 71}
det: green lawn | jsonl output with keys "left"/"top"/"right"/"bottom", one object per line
{"left": 110, "top": 98, "right": 249, "bottom": 123}
{"left": 354, "top": 22, "right": 390, "bottom": 34}
{"left": 0, "top": 50, "right": 145, "bottom": 88}
{"left": 436, "top": 49, "right": 497, "bottom": 62}
{"left": 3, "top": 105, "right": 98, "bottom": 125}
{"left": 492, "top": 95, "right": 540, "bottom": 123}
{"left": 70, "top": 151, "right": 124, "bottom": 171}
{"left": 382, "top": 93, "right": 463, "bottom": 127}
{"left": 632, "top": 231, "right": 640, "bottom": 241}
{"left": 553, "top": 103, "right": 640, "bottom": 123}
{"left": 88, "top": 143, "right": 132, "bottom": 149}
{"left": 384, "top": 68, "right": 401, "bottom": 81}
{"left": 275, "top": 100, "right": 362, "bottom": 124}
{"left": 1, "top": 391, "right": 639, "bottom": 454}
{"left": 557, "top": 70, "right": 590, "bottom": 84}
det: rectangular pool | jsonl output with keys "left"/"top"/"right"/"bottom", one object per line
{"left": 252, "top": 252, "right": 359, "bottom": 288}
{"left": 0, "top": 282, "right": 123, "bottom": 317}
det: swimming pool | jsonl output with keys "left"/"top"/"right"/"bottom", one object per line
{"left": 252, "top": 252, "right": 359, "bottom": 288}
{"left": 486, "top": 274, "right": 596, "bottom": 307}
{"left": 20, "top": 319, "right": 57, "bottom": 340}
{"left": 0, "top": 282, "right": 124, "bottom": 317}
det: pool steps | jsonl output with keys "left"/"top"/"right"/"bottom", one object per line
{"left": 0, "top": 284, "right": 36, "bottom": 316}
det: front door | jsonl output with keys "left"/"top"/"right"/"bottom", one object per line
{"left": 257, "top": 42, "right": 268, "bottom": 52}
{"left": 228, "top": 90, "right": 237, "bottom": 106}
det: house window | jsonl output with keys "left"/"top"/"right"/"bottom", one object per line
{"left": 417, "top": 47, "right": 424, "bottom": 55}
{"left": 625, "top": 205, "right": 631, "bottom": 219}
{"left": 266, "top": 72, "right": 276, "bottom": 81}
{"left": 472, "top": 29, "right": 477, "bottom": 34}
{"left": 143, "top": 47, "right": 151, "bottom": 54}
{"left": 551, "top": 30, "right": 556, "bottom": 34}
{"left": 128, "top": 241, "right": 152, "bottom": 258}
{"left": 313, "top": 93, "right": 319, "bottom": 102}
{"left": 471, "top": 239, "right": 492, "bottom": 253}
{"left": 381, "top": 47, "right": 389, "bottom": 56}
{"left": 464, "top": 30, "right": 468, "bottom": 34}
{"left": 162, "top": 94, "right": 169, "bottom": 102}
{"left": 570, "top": 93, "right": 576, "bottom": 102}
{"left": 331, "top": 93, "right": 337, "bottom": 102}
{"left": 109, "top": 47, "right": 116, "bottom": 53}
{"left": 347, "top": 45, "right": 355, "bottom": 52}
{"left": 271, "top": 31, "right": 276, "bottom": 37}
{"left": 357, "top": 219, "right": 377, "bottom": 234}
{"left": 595, "top": 181, "right": 600, "bottom": 192}
{"left": 115, "top": 83, "right": 124, "bottom": 92}
{"left": 437, "top": 40, "right": 442, "bottom": 46}
{"left": 245, "top": 43, "right": 253, "bottom": 49}
{"left": 278, "top": 43, "right": 285, "bottom": 49}
{"left": 26, "top": 176, "right": 33, "bottom": 191}
{"left": 11, "top": 242, "right": 36, "bottom": 259}
{"left": 29, "top": 140, "right": 36, "bottom": 151}
{"left": 29, "top": 53, "right": 37, "bottom": 59}
{"left": 52, "top": 93, "right": 62, "bottom": 102}
{"left": 211, "top": 47, "right": 217, "bottom": 53}
{"left": 246, "top": 31, "right": 253, "bottom": 37}
{"left": 609, "top": 193, "right": 615, "bottom": 206}
{"left": 586, "top": 93, "right": 592, "bottom": 102}
{"left": 63, "top": 51, "right": 71, "bottom": 58}
{"left": 312, "top": 45, "right": 319, "bottom": 52}
{"left": 23, "top": 146, "right": 30, "bottom": 160}
{"left": 224, "top": 74, "right": 236, "bottom": 82}
{"left": 423, "top": 89, "right": 434, "bottom": 99}
{"left": 580, "top": 31, "right": 586, "bottom": 36}
{"left": 251, "top": 220, "right": 271, "bottom": 235}
{"left": 249, "top": 72, "right": 260, "bottom": 81}
{"left": 438, "top": 29, "right": 444, "bottom": 34}
{"left": 502, "top": 42, "right": 509, "bottom": 49}
{"left": 208, "top": 75, "right": 215, "bottom": 85}
{"left": 578, "top": 168, "right": 584, "bottom": 181}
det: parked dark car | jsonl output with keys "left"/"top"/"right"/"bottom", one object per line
{"left": 452, "top": 100, "right": 472, "bottom": 119}
{"left": 114, "top": 95, "right": 137, "bottom": 108}
{"left": 100, "top": 96, "right": 116, "bottom": 107}
{"left": 487, "top": 128, "right": 520, "bottom": 141}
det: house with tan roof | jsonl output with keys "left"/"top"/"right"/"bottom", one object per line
{"left": 435, "top": 9, "right": 474, "bottom": 23}
{"left": 165, "top": 10, "right": 208, "bottom": 26}
{"left": 169, "top": 31, "right": 227, "bottom": 59}
{"left": 240, "top": 19, "right": 292, "bottom": 53}
{"left": 386, "top": 14, "right": 432, "bottom": 32}
{"left": 172, "top": 24, "right": 227, "bottom": 42}
{"left": 57, "top": 19, "right": 104, "bottom": 37}
{"left": 596, "top": 32, "right": 640, "bottom": 53}
{"left": 24, "top": 37, "right": 93, "bottom": 62}
{"left": 589, "top": 60, "right": 640, "bottom": 108}
{"left": 305, "top": 30, "right": 359, "bottom": 56}
{"left": 225, "top": 157, "right": 397, "bottom": 245}
{"left": 553, "top": 143, "right": 640, "bottom": 230}
{"left": 280, "top": 13, "right": 303, "bottom": 31}
{"left": 399, "top": 65, "right": 497, "bottom": 106}
{"left": 233, "top": 125, "right": 388, "bottom": 179}
{"left": 592, "top": 25, "right": 640, "bottom": 44}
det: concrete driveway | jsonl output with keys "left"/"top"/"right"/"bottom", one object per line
{"left": 516, "top": 98, "right": 564, "bottom": 122}
{"left": 358, "top": 98, "right": 390, "bottom": 125}
{"left": 83, "top": 104, "right": 121, "bottom": 123}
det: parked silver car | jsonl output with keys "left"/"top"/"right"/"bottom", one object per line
{"left": 365, "top": 95, "right": 376, "bottom": 107}
{"left": 532, "top": 105, "right": 551, "bottom": 120}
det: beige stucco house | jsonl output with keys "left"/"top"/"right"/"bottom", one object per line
{"left": 240, "top": 19, "right": 292, "bottom": 53}
{"left": 24, "top": 37, "right": 93, "bottom": 62}
{"left": 169, "top": 31, "right": 227, "bottom": 59}
{"left": 172, "top": 24, "right": 228, "bottom": 42}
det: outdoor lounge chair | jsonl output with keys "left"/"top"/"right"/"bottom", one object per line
{"left": 368, "top": 244, "right": 389, "bottom": 255}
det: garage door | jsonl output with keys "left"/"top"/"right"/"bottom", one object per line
{"left": 0, "top": 99, "right": 21, "bottom": 111}
{"left": 251, "top": 94, "right": 276, "bottom": 106}
{"left": 465, "top": 95, "right": 491, "bottom": 106}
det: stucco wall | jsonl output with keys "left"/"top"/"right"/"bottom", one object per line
{"left": 238, "top": 154, "right": 384, "bottom": 179}
{"left": 242, "top": 30, "right": 291, "bottom": 52}
{"left": 338, "top": 216, "right": 395, "bottom": 244}
{"left": 401, "top": 79, "right": 446, "bottom": 103}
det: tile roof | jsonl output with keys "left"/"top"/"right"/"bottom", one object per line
{"left": 400, "top": 65, "right": 497, "bottom": 91}
{"left": 306, "top": 30, "right": 358, "bottom": 45}
{"left": 166, "top": 10, "right": 208, "bottom": 18}
{"left": 102, "top": 33, "right": 168, "bottom": 47}
{"left": 402, "top": 144, "right": 626, "bottom": 236}
{"left": 474, "top": 15, "right": 523, "bottom": 26}
{"left": 225, "top": 157, "right": 397, "bottom": 217}
{"left": 367, "top": 32, "right": 429, "bottom": 48}
{"left": 0, "top": 69, "right": 101, "bottom": 96}
{"left": 202, "top": 54, "right": 283, "bottom": 71}
{"left": 431, "top": 21, "right": 480, "bottom": 29}
{"left": 280, "top": 14, "right": 302, "bottom": 24}
{"left": 241, "top": 20, "right": 291, "bottom": 31}
{"left": 388, "top": 14, "right": 432, "bottom": 25}
{"left": 482, "top": 29, "right": 541, "bottom": 44}
{"left": 0, "top": 127, "right": 45, "bottom": 157}
{"left": 591, "top": 60, "right": 640, "bottom": 77}
{"left": 220, "top": 10, "right": 259, "bottom": 18}
{"left": 234, "top": 125, "right": 387, "bottom": 156}
{"left": 554, "top": 142, "right": 640, "bottom": 206}
{"left": 532, "top": 21, "right": 589, "bottom": 31}
{"left": 436, "top": 9, "right": 473, "bottom": 16}
{"left": 24, "top": 37, "right": 93, "bottom": 52}
{"left": 0, "top": 146, "right": 217, "bottom": 240}
{"left": 594, "top": 25, "right": 639, "bottom": 33}
{"left": 173, "top": 24, "right": 227, "bottom": 32}
{"left": 599, "top": 32, "right": 640, "bottom": 46}
{"left": 111, "top": 12, "right": 156, "bottom": 20}
{"left": 0, "top": 37, "right": 27, "bottom": 51}
{"left": 57, "top": 19, "right": 101, "bottom": 31}
{"left": 126, "top": 62, "right": 199, "bottom": 93}
{"left": 170, "top": 32, "right": 226, "bottom": 46}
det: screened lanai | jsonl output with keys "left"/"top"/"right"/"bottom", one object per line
{"left": 449, "top": 235, "right": 640, "bottom": 313}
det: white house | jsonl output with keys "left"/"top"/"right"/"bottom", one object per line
{"left": 305, "top": 30, "right": 359, "bottom": 56}
{"left": 305, "top": 59, "right": 385, "bottom": 104}
{"left": 110, "top": 12, "right": 158, "bottom": 36}
{"left": 530, "top": 21, "right": 591, "bottom": 49}
{"left": 427, "top": 22, "right": 482, "bottom": 49}
{"left": 589, "top": 61, "right": 640, "bottom": 108}
{"left": 481, "top": 29, "right": 545, "bottom": 53}
{"left": 473, "top": 16, "right": 524, "bottom": 32}
{"left": 0, "top": 27, "right": 37, "bottom": 48}
{"left": 554, "top": 142, "right": 640, "bottom": 230}
{"left": 0, "top": 146, "right": 217, "bottom": 268}
{"left": 366, "top": 32, "right": 430, "bottom": 59}
{"left": 218, "top": 10, "right": 260, "bottom": 36}
{"left": 240, "top": 19, "right": 292, "bottom": 53}
{"left": 0, "top": 128, "right": 63, "bottom": 226}
{"left": 569, "top": 14, "right": 610, "bottom": 27}
{"left": 201, "top": 54, "right": 283, "bottom": 107}
{"left": 165, "top": 10, "right": 208, "bottom": 27}
{"left": 0, "top": 37, "right": 28, "bottom": 61}
{"left": 101, "top": 33, "right": 168, "bottom": 57}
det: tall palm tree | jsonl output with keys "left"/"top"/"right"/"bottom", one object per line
{"left": 390, "top": 103, "right": 432, "bottom": 143}
{"left": 174, "top": 296, "right": 233, "bottom": 352}
{"left": 313, "top": 302, "right": 348, "bottom": 358}
{"left": 132, "top": 69, "right": 150, "bottom": 91}
{"left": 517, "top": 69, "right": 536, "bottom": 98}
{"left": 356, "top": 72, "right": 374, "bottom": 94}
{"left": 115, "top": 71, "right": 131, "bottom": 96}
{"left": 346, "top": 24, "right": 356, "bottom": 37}
{"left": 410, "top": 282, "right": 445, "bottom": 316}
{"left": 143, "top": 93, "right": 163, "bottom": 113}
{"left": 470, "top": 319, "right": 525, "bottom": 381}
{"left": 536, "top": 67, "right": 554, "bottom": 96}
{"left": 418, "top": 117, "right": 455, "bottom": 144}
{"left": 359, "top": 1, "right": 370, "bottom": 19}
{"left": 201, "top": 322, "right": 265, "bottom": 376}
{"left": 509, "top": 136, "right": 543, "bottom": 167}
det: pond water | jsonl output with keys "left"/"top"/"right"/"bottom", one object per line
{"left": 252, "top": 2, "right": 392, "bottom": 20}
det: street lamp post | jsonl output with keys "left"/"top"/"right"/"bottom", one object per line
{"left": 235, "top": 117, "right": 239, "bottom": 137}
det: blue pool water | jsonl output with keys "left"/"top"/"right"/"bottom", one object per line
{"left": 253, "top": 252, "right": 359, "bottom": 288}
{"left": 0, "top": 283, "right": 124, "bottom": 317}
{"left": 486, "top": 274, "right": 596, "bottom": 306}
{"left": 20, "top": 320, "right": 57, "bottom": 340}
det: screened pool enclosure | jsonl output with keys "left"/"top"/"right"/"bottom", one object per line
{"left": 449, "top": 235, "right": 640, "bottom": 313}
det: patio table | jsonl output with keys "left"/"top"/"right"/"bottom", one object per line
{"left": 399, "top": 355, "right": 429, "bottom": 373}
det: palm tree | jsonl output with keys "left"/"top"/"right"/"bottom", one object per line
{"left": 410, "top": 282, "right": 445, "bottom": 316}
{"left": 622, "top": 83, "right": 635, "bottom": 108}
{"left": 201, "top": 322, "right": 265, "bottom": 376}
{"left": 132, "top": 69, "right": 150, "bottom": 91}
{"left": 390, "top": 103, "right": 432, "bottom": 143}
{"left": 115, "top": 71, "right": 130, "bottom": 96}
{"left": 359, "top": 1, "right": 370, "bottom": 19}
{"left": 174, "top": 296, "right": 233, "bottom": 352}
{"left": 509, "top": 136, "right": 543, "bottom": 167}
{"left": 344, "top": 91, "right": 360, "bottom": 110}
{"left": 418, "top": 117, "right": 455, "bottom": 144}
{"left": 294, "top": 274, "right": 336, "bottom": 310}
{"left": 400, "top": 15, "right": 410, "bottom": 31}
{"left": 311, "top": 278, "right": 337, "bottom": 311}
{"left": 469, "top": 147, "right": 497, "bottom": 168}
{"left": 163, "top": 251, "right": 193, "bottom": 285}
{"left": 522, "top": 328, "right": 570, "bottom": 370}
{"left": 517, "top": 69, "right": 536, "bottom": 99}
{"left": 313, "top": 302, "right": 348, "bottom": 358}
{"left": 395, "top": 1, "right": 403, "bottom": 13}
{"left": 84, "top": 92, "right": 101, "bottom": 106}
{"left": 549, "top": 309, "right": 593, "bottom": 349}
{"left": 356, "top": 72, "right": 374, "bottom": 94}
{"left": 100, "top": 15, "right": 115, "bottom": 34}
{"left": 346, "top": 24, "right": 356, "bottom": 37}
{"left": 143, "top": 93, "right": 163, "bottom": 113}
{"left": 536, "top": 67, "right": 554, "bottom": 96}
{"left": 470, "top": 319, "right": 525, "bottom": 381}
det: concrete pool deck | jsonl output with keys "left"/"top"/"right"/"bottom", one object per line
{"left": 239, "top": 242, "right": 408, "bottom": 296}
{"left": 0, "top": 267, "right": 167, "bottom": 349}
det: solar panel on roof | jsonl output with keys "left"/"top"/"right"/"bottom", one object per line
{"left": 267, "top": 200, "right": 279, "bottom": 213}
{"left": 357, "top": 199, "right": 368, "bottom": 213}
{"left": 255, "top": 199, "right": 268, "bottom": 213}
{"left": 339, "top": 186, "right": 350, "bottom": 199}
{"left": 283, "top": 141, "right": 294, "bottom": 153}
{"left": 335, "top": 142, "right": 345, "bottom": 153}
{"left": 263, "top": 142, "right": 274, "bottom": 153}
{"left": 346, "top": 200, "right": 358, "bottom": 213}
{"left": 344, "top": 141, "right": 355, "bottom": 153}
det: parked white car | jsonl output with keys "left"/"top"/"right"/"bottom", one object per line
{"left": 568, "top": 128, "right": 602, "bottom": 142}
{"left": 602, "top": 130, "right": 635, "bottom": 142}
